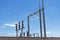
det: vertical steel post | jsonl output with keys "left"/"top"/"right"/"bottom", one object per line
{"left": 42, "top": 0, "right": 46, "bottom": 39}
{"left": 34, "top": 34, "right": 35, "bottom": 37}
{"left": 23, "top": 32, "right": 25, "bottom": 37}
{"left": 18, "top": 22, "right": 20, "bottom": 30}
{"left": 15, "top": 24, "right": 18, "bottom": 40}
{"left": 20, "top": 33, "right": 22, "bottom": 37}
{"left": 27, "top": 16, "right": 30, "bottom": 40}
{"left": 27, "top": 16, "right": 30, "bottom": 37}
{"left": 39, "top": 0, "right": 42, "bottom": 40}
{"left": 21, "top": 28, "right": 23, "bottom": 37}
{"left": 21, "top": 21, "right": 24, "bottom": 37}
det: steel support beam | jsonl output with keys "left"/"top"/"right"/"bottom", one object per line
{"left": 39, "top": 0, "right": 43, "bottom": 40}
{"left": 27, "top": 16, "right": 30, "bottom": 37}
{"left": 15, "top": 24, "right": 19, "bottom": 40}
{"left": 42, "top": 0, "right": 46, "bottom": 40}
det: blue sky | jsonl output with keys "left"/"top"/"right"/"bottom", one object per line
{"left": 0, "top": 0, "right": 60, "bottom": 37}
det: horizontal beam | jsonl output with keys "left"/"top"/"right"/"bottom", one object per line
{"left": 28, "top": 9, "right": 41, "bottom": 17}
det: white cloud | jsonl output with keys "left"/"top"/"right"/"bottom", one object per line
{"left": 42, "top": 32, "right": 51, "bottom": 34}
{"left": 46, "top": 32, "right": 51, "bottom": 37}
{"left": 8, "top": 33, "right": 12, "bottom": 36}
{"left": 4, "top": 22, "right": 22, "bottom": 27}
{"left": 8, "top": 32, "right": 20, "bottom": 36}
{"left": 46, "top": 32, "right": 51, "bottom": 34}
{"left": 3, "top": 21, "right": 25, "bottom": 28}
{"left": 4, "top": 24, "right": 15, "bottom": 27}
{"left": 8, "top": 32, "right": 16, "bottom": 36}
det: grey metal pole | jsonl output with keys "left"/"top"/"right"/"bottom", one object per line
{"left": 27, "top": 16, "right": 30, "bottom": 40}
{"left": 22, "top": 21, "right": 24, "bottom": 37}
{"left": 23, "top": 32, "right": 25, "bottom": 37}
{"left": 42, "top": 0, "right": 46, "bottom": 39}
{"left": 39, "top": 0, "right": 42, "bottom": 40}
{"left": 27, "top": 16, "right": 30, "bottom": 37}
{"left": 34, "top": 34, "right": 35, "bottom": 37}
{"left": 21, "top": 28, "right": 23, "bottom": 37}
{"left": 18, "top": 22, "right": 20, "bottom": 30}
{"left": 17, "top": 30, "right": 19, "bottom": 40}
{"left": 15, "top": 24, "right": 19, "bottom": 40}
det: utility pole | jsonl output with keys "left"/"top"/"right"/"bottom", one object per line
{"left": 42, "top": 0, "right": 46, "bottom": 40}
{"left": 39, "top": 0, "right": 42, "bottom": 40}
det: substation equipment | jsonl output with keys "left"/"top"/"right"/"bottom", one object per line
{"left": 15, "top": 0, "right": 46, "bottom": 40}
{"left": 27, "top": 0, "right": 46, "bottom": 40}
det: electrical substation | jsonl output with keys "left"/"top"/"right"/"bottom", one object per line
{"left": 0, "top": 0, "right": 60, "bottom": 40}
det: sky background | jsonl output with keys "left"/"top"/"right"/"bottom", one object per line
{"left": 0, "top": 0, "right": 60, "bottom": 37}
